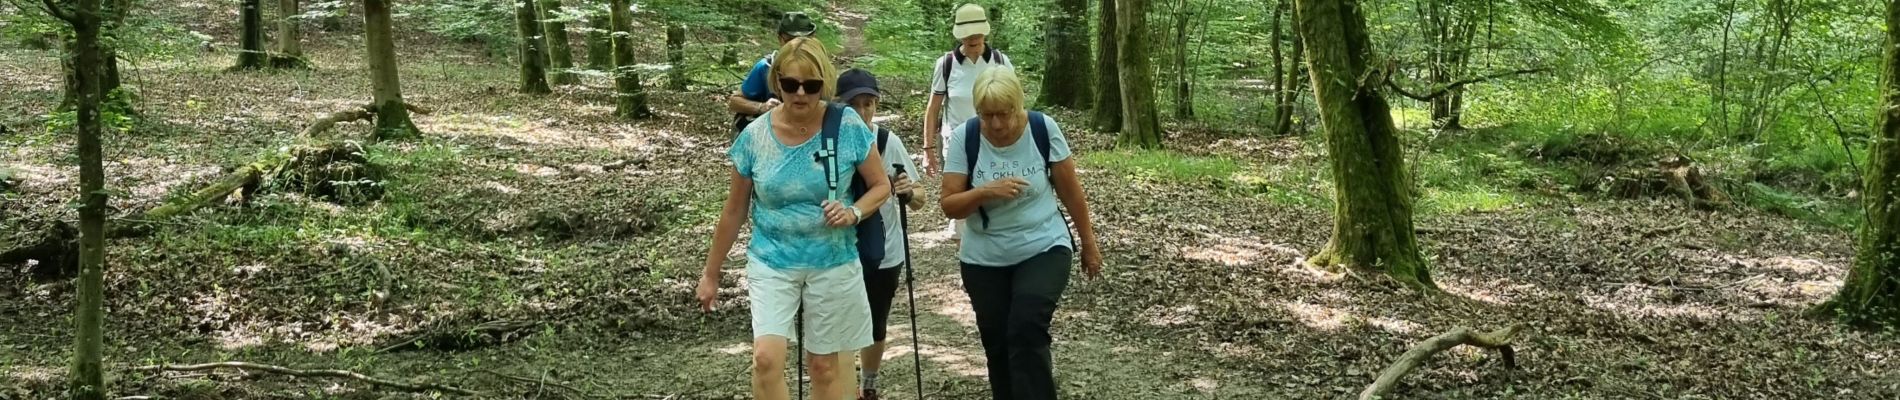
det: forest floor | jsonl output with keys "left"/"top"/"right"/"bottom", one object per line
{"left": 5, "top": 9, "right": 1900, "bottom": 400}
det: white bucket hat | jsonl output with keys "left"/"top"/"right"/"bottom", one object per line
{"left": 952, "top": 4, "right": 991, "bottom": 39}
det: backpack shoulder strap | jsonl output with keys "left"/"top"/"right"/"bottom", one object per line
{"left": 877, "top": 126, "right": 891, "bottom": 157}
{"left": 938, "top": 51, "right": 956, "bottom": 88}
{"left": 962, "top": 118, "right": 983, "bottom": 184}
{"left": 963, "top": 118, "right": 993, "bottom": 229}
{"left": 819, "top": 102, "right": 846, "bottom": 200}
{"left": 1028, "top": 112, "right": 1052, "bottom": 173}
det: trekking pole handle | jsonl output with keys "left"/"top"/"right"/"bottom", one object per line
{"left": 893, "top": 164, "right": 913, "bottom": 204}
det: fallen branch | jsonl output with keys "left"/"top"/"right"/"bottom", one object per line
{"left": 1360, "top": 324, "right": 1525, "bottom": 400}
{"left": 1387, "top": 68, "right": 1552, "bottom": 101}
{"left": 134, "top": 362, "right": 480, "bottom": 396}
{"left": 480, "top": 370, "right": 595, "bottom": 399}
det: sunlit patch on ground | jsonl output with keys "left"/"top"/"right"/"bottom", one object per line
{"left": 1581, "top": 291, "right": 1744, "bottom": 321}
{"left": 1280, "top": 301, "right": 1354, "bottom": 331}
{"left": 921, "top": 278, "right": 975, "bottom": 328}
{"left": 3, "top": 366, "right": 62, "bottom": 385}
{"left": 1143, "top": 305, "right": 1200, "bottom": 327}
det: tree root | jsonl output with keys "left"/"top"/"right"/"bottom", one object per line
{"left": 134, "top": 362, "right": 480, "bottom": 396}
{"left": 303, "top": 103, "right": 433, "bottom": 137}
{"left": 1360, "top": 324, "right": 1525, "bottom": 400}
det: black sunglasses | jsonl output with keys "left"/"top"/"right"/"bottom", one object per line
{"left": 778, "top": 78, "right": 825, "bottom": 95}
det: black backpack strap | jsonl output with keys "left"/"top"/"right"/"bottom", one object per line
{"left": 937, "top": 51, "right": 955, "bottom": 91}
{"left": 1028, "top": 112, "right": 1052, "bottom": 176}
{"left": 877, "top": 127, "right": 891, "bottom": 158}
{"left": 962, "top": 118, "right": 992, "bottom": 229}
{"left": 819, "top": 102, "right": 846, "bottom": 201}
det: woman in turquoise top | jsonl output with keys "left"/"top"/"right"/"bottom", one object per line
{"left": 696, "top": 37, "right": 891, "bottom": 400}
{"left": 940, "top": 67, "right": 1103, "bottom": 400}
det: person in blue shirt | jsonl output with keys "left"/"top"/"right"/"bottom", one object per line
{"left": 697, "top": 37, "right": 891, "bottom": 400}
{"left": 726, "top": 12, "right": 817, "bottom": 133}
{"left": 939, "top": 66, "right": 1103, "bottom": 400}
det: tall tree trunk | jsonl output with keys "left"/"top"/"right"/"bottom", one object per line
{"left": 1036, "top": 0, "right": 1092, "bottom": 110}
{"left": 1713, "top": 0, "right": 1736, "bottom": 138}
{"left": 609, "top": 0, "right": 651, "bottom": 119}
{"left": 1116, "top": 0, "right": 1163, "bottom": 148}
{"left": 1818, "top": 0, "right": 1900, "bottom": 328}
{"left": 1171, "top": 0, "right": 1193, "bottom": 120}
{"left": 234, "top": 0, "right": 268, "bottom": 70}
{"left": 364, "top": 0, "right": 418, "bottom": 140}
{"left": 666, "top": 24, "right": 687, "bottom": 91}
{"left": 540, "top": 0, "right": 578, "bottom": 85}
{"left": 585, "top": 7, "right": 612, "bottom": 70}
{"left": 1092, "top": 0, "right": 1124, "bottom": 132}
{"left": 53, "top": 0, "right": 110, "bottom": 398}
{"left": 516, "top": 0, "right": 551, "bottom": 94}
{"left": 1270, "top": 0, "right": 1297, "bottom": 136}
{"left": 1295, "top": 0, "right": 1434, "bottom": 290}
{"left": 270, "top": 0, "right": 310, "bottom": 69}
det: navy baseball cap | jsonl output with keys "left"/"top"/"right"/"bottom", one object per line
{"left": 837, "top": 69, "right": 881, "bottom": 102}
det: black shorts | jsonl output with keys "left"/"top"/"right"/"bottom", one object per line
{"left": 862, "top": 263, "right": 902, "bottom": 342}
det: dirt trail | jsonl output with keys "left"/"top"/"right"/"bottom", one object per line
{"left": 830, "top": 0, "right": 872, "bottom": 63}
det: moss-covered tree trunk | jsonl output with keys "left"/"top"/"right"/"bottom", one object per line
{"left": 234, "top": 0, "right": 268, "bottom": 70}
{"left": 609, "top": 0, "right": 650, "bottom": 119}
{"left": 1091, "top": 0, "right": 1123, "bottom": 132}
{"left": 47, "top": 0, "right": 110, "bottom": 398}
{"left": 1295, "top": 0, "right": 1434, "bottom": 290}
{"left": 516, "top": 0, "right": 551, "bottom": 94}
{"left": 363, "top": 0, "right": 418, "bottom": 140}
{"left": 269, "top": 0, "right": 310, "bottom": 69}
{"left": 666, "top": 24, "right": 687, "bottom": 91}
{"left": 1817, "top": 0, "right": 1900, "bottom": 327}
{"left": 585, "top": 6, "right": 612, "bottom": 70}
{"left": 1115, "top": 0, "right": 1162, "bottom": 148}
{"left": 540, "top": 0, "right": 578, "bottom": 85}
{"left": 1037, "top": 0, "right": 1091, "bottom": 110}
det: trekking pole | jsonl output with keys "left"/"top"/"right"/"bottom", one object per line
{"left": 894, "top": 164, "right": 926, "bottom": 399}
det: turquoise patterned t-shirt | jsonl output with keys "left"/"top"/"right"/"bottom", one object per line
{"left": 728, "top": 106, "right": 874, "bottom": 270}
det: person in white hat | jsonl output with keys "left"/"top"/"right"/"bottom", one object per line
{"left": 921, "top": 3, "right": 1012, "bottom": 240}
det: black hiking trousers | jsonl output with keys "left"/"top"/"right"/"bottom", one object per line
{"left": 960, "top": 247, "right": 1072, "bottom": 400}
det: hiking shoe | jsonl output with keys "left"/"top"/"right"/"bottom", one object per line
{"left": 859, "top": 389, "right": 882, "bottom": 400}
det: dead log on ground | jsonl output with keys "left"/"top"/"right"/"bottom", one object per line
{"left": 135, "top": 362, "right": 479, "bottom": 396}
{"left": 1360, "top": 324, "right": 1525, "bottom": 400}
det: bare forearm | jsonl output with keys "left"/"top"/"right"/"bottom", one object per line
{"left": 940, "top": 186, "right": 991, "bottom": 219}
{"left": 853, "top": 153, "right": 892, "bottom": 218}
{"left": 727, "top": 94, "right": 765, "bottom": 115}
{"left": 923, "top": 96, "right": 945, "bottom": 147}
{"left": 1058, "top": 186, "right": 1098, "bottom": 252}
{"left": 703, "top": 210, "right": 745, "bottom": 276}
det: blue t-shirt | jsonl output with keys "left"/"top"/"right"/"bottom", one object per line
{"left": 943, "top": 116, "right": 1074, "bottom": 267}
{"left": 729, "top": 107, "right": 875, "bottom": 269}
{"left": 739, "top": 55, "right": 773, "bottom": 102}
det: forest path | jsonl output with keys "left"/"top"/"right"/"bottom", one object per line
{"left": 830, "top": 0, "right": 873, "bottom": 62}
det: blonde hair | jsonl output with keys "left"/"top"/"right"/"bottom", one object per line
{"left": 971, "top": 66, "right": 1025, "bottom": 114}
{"left": 768, "top": 37, "right": 838, "bottom": 100}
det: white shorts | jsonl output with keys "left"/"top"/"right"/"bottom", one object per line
{"left": 745, "top": 255, "right": 874, "bottom": 355}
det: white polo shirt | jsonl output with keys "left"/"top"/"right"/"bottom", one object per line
{"left": 931, "top": 45, "right": 1013, "bottom": 140}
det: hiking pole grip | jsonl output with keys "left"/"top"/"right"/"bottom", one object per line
{"left": 893, "top": 164, "right": 913, "bottom": 204}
